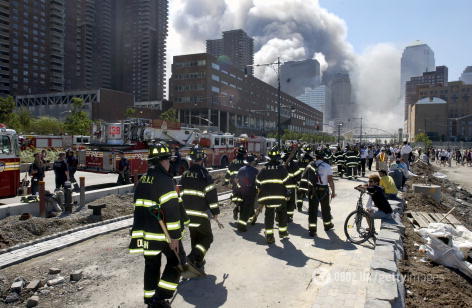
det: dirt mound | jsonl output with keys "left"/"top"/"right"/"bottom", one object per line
{"left": 0, "top": 194, "right": 134, "bottom": 249}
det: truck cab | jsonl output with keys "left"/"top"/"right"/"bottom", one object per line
{"left": 0, "top": 127, "right": 20, "bottom": 198}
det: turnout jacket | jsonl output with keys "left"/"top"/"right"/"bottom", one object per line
{"left": 256, "top": 161, "right": 290, "bottom": 207}
{"left": 129, "top": 164, "right": 188, "bottom": 256}
{"left": 296, "top": 153, "right": 313, "bottom": 184}
{"left": 334, "top": 150, "right": 346, "bottom": 165}
{"left": 284, "top": 160, "right": 299, "bottom": 190}
{"left": 225, "top": 158, "right": 245, "bottom": 188}
{"left": 345, "top": 150, "right": 360, "bottom": 168}
{"left": 180, "top": 164, "right": 220, "bottom": 228}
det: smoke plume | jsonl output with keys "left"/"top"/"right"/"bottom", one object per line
{"left": 168, "top": 0, "right": 403, "bottom": 131}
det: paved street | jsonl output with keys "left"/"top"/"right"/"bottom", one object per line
{"left": 0, "top": 170, "right": 118, "bottom": 205}
{"left": 1, "top": 176, "right": 380, "bottom": 308}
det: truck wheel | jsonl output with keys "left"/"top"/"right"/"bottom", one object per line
{"left": 220, "top": 156, "right": 229, "bottom": 168}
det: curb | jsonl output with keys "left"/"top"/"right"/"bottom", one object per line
{"left": 365, "top": 200, "right": 406, "bottom": 308}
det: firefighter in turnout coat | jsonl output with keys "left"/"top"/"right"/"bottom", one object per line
{"left": 282, "top": 147, "right": 299, "bottom": 223}
{"left": 129, "top": 142, "right": 187, "bottom": 308}
{"left": 333, "top": 147, "right": 346, "bottom": 178}
{"left": 225, "top": 145, "right": 247, "bottom": 219}
{"left": 256, "top": 147, "right": 291, "bottom": 244}
{"left": 235, "top": 154, "right": 259, "bottom": 231}
{"left": 345, "top": 146, "right": 360, "bottom": 180}
{"left": 295, "top": 145, "right": 314, "bottom": 211}
{"left": 180, "top": 146, "right": 219, "bottom": 276}
{"left": 299, "top": 151, "right": 336, "bottom": 237}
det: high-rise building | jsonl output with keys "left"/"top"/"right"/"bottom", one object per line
{"left": 64, "top": 0, "right": 113, "bottom": 91}
{"left": 296, "top": 85, "right": 330, "bottom": 126}
{"left": 0, "top": 0, "right": 65, "bottom": 96}
{"left": 400, "top": 41, "right": 435, "bottom": 119}
{"left": 280, "top": 59, "right": 321, "bottom": 98}
{"left": 206, "top": 29, "right": 254, "bottom": 75}
{"left": 322, "top": 70, "right": 353, "bottom": 126}
{"left": 113, "top": 0, "right": 168, "bottom": 102}
{"left": 460, "top": 66, "right": 472, "bottom": 85}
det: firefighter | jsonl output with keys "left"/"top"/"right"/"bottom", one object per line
{"left": 66, "top": 149, "right": 80, "bottom": 191}
{"left": 224, "top": 145, "right": 247, "bottom": 220}
{"left": 256, "top": 146, "right": 291, "bottom": 244}
{"left": 117, "top": 151, "right": 130, "bottom": 185}
{"left": 180, "top": 146, "right": 219, "bottom": 276}
{"left": 295, "top": 144, "right": 313, "bottom": 211}
{"left": 53, "top": 152, "right": 69, "bottom": 190}
{"left": 300, "top": 151, "right": 336, "bottom": 237}
{"left": 129, "top": 142, "right": 186, "bottom": 308}
{"left": 282, "top": 147, "right": 298, "bottom": 223}
{"left": 345, "top": 146, "right": 359, "bottom": 180}
{"left": 333, "top": 147, "right": 346, "bottom": 178}
{"left": 235, "top": 154, "right": 259, "bottom": 231}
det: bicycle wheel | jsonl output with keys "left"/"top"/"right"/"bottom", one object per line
{"left": 344, "top": 209, "right": 374, "bottom": 244}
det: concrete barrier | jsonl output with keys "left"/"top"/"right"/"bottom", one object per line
{"left": 412, "top": 184, "right": 441, "bottom": 202}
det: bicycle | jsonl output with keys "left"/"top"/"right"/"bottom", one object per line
{"left": 343, "top": 186, "right": 376, "bottom": 244}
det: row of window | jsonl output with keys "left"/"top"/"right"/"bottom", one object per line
{"left": 174, "top": 60, "right": 206, "bottom": 68}
{"left": 174, "top": 72, "right": 206, "bottom": 80}
{"left": 175, "top": 84, "right": 205, "bottom": 92}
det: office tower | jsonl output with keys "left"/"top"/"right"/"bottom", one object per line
{"left": 280, "top": 59, "right": 321, "bottom": 98}
{"left": 207, "top": 29, "right": 254, "bottom": 75}
{"left": 0, "top": 0, "right": 65, "bottom": 96}
{"left": 400, "top": 41, "right": 435, "bottom": 119}
{"left": 460, "top": 66, "right": 472, "bottom": 85}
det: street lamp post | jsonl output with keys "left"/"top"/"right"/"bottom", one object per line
{"left": 337, "top": 123, "right": 343, "bottom": 145}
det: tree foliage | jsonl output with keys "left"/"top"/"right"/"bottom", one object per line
{"left": 267, "top": 129, "right": 336, "bottom": 144}
{"left": 30, "top": 117, "right": 65, "bottom": 135}
{"left": 125, "top": 107, "right": 137, "bottom": 118}
{"left": 0, "top": 96, "right": 15, "bottom": 124}
{"left": 415, "top": 132, "right": 432, "bottom": 147}
{"left": 64, "top": 97, "right": 92, "bottom": 135}
{"left": 160, "top": 108, "right": 178, "bottom": 122}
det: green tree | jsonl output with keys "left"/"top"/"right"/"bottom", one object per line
{"left": 64, "top": 97, "right": 92, "bottom": 135}
{"left": 160, "top": 108, "right": 177, "bottom": 122}
{"left": 30, "top": 117, "right": 64, "bottom": 135}
{"left": 415, "top": 132, "right": 432, "bottom": 147}
{"left": 0, "top": 95, "right": 15, "bottom": 124}
{"left": 16, "top": 107, "right": 32, "bottom": 132}
{"left": 125, "top": 107, "right": 137, "bottom": 118}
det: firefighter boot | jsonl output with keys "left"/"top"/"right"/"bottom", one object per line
{"left": 266, "top": 234, "right": 275, "bottom": 244}
{"left": 324, "top": 222, "right": 334, "bottom": 232}
{"left": 148, "top": 298, "right": 171, "bottom": 308}
{"left": 233, "top": 206, "right": 239, "bottom": 221}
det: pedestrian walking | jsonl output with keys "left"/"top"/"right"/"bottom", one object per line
{"left": 180, "top": 146, "right": 219, "bottom": 276}
{"left": 53, "top": 152, "right": 69, "bottom": 190}
{"left": 129, "top": 142, "right": 187, "bottom": 308}
{"left": 359, "top": 145, "right": 367, "bottom": 177}
{"left": 345, "top": 146, "right": 359, "bottom": 180}
{"left": 300, "top": 151, "right": 336, "bottom": 237}
{"left": 377, "top": 148, "right": 388, "bottom": 172}
{"left": 117, "top": 151, "right": 130, "bottom": 185}
{"left": 66, "top": 149, "right": 80, "bottom": 191}
{"left": 225, "top": 145, "right": 247, "bottom": 220}
{"left": 400, "top": 141, "right": 412, "bottom": 169}
{"left": 282, "top": 147, "right": 299, "bottom": 223}
{"left": 295, "top": 144, "right": 313, "bottom": 211}
{"left": 367, "top": 145, "right": 374, "bottom": 171}
{"left": 256, "top": 147, "right": 290, "bottom": 244}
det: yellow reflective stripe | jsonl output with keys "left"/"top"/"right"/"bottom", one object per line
{"left": 238, "top": 220, "right": 247, "bottom": 226}
{"left": 287, "top": 211, "right": 294, "bottom": 215}
{"left": 204, "top": 184, "right": 216, "bottom": 193}
{"left": 231, "top": 197, "right": 243, "bottom": 202}
{"left": 209, "top": 203, "right": 219, "bottom": 209}
{"left": 267, "top": 204, "right": 281, "bottom": 208}
{"left": 229, "top": 170, "right": 238, "bottom": 175}
{"left": 294, "top": 169, "right": 303, "bottom": 176}
{"left": 298, "top": 188, "right": 308, "bottom": 192}
{"left": 286, "top": 184, "right": 297, "bottom": 188}
{"left": 131, "top": 230, "right": 144, "bottom": 238}
{"left": 144, "top": 290, "right": 155, "bottom": 298}
{"left": 195, "top": 244, "right": 207, "bottom": 255}
{"left": 158, "top": 280, "right": 178, "bottom": 291}
{"left": 279, "top": 226, "right": 287, "bottom": 232}
{"left": 258, "top": 179, "right": 283, "bottom": 184}
{"left": 258, "top": 195, "right": 286, "bottom": 202}
{"left": 134, "top": 199, "right": 157, "bottom": 208}
{"left": 256, "top": 179, "right": 261, "bottom": 184}
{"left": 143, "top": 250, "right": 161, "bottom": 256}
{"left": 282, "top": 175, "right": 290, "bottom": 183}
{"left": 184, "top": 219, "right": 190, "bottom": 226}
{"left": 166, "top": 221, "right": 181, "bottom": 231}
{"left": 188, "top": 223, "right": 201, "bottom": 228}
{"left": 309, "top": 224, "right": 317, "bottom": 227}
{"left": 159, "top": 191, "right": 178, "bottom": 205}
{"left": 129, "top": 248, "right": 144, "bottom": 254}
{"left": 144, "top": 232, "right": 167, "bottom": 241}
{"left": 181, "top": 189, "right": 205, "bottom": 197}
{"left": 185, "top": 209, "right": 209, "bottom": 218}
{"left": 323, "top": 221, "right": 332, "bottom": 225}
{"left": 308, "top": 165, "right": 317, "bottom": 172}
{"left": 265, "top": 229, "right": 274, "bottom": 234}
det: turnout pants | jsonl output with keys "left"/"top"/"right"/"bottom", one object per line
{"left": 265, "top": 202, "right": 288, "bottom": 237}
{"left": 143, "top": 244, "right": 181, "bottom": 303}
{"left": 367, "top": 158, "right": 374, "bottom": 171}
{"left": 296, "top": 188, "right": 305, "bottom": 210}
{"left": 308, "top": 186, "right": 332, "bottom": 231}
{"left": 189, "top": 220, "right": 213, "bottom": 266}
{"left": 287, "top": 190, "right": 296, "bottom": 220}
{"left": 238, "top": 190, "right": 256, "bottom": 230}
{"left": 346, "top": 164, "right": 358, "bottom": 179}
{"left": 337, "top": 164, "right": 345, "bottom": 177}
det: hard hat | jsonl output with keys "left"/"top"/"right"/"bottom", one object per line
{"left": 188, "top": 145, "right": 206, "bottom": 162}
{"left": 148, "top": 142, "right": 172, "bottom": 161}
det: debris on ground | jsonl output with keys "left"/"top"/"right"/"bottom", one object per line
{"left": 400, "top": 162, "right": 472, "bottom": 307}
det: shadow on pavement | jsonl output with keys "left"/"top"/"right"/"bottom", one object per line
{"left": 287, "top": 222, "right": 311, "bottom": 239}
{"left": 177, "top": 274, "right": 229, "bottom": 308}
{"left": 229, "top": 222, "right": 268, "bottom": 246}
{"left": 266, "top": 238, "right": 314, "bottom": 267}
{"left": 313, "top": 230, "right": 357, "bottom": 251}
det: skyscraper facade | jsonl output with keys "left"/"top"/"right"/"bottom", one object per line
{"left": 405, "top": 66, "right": 448, "bottom": 111}
{"left": 322, "top": 70, "right": 353, "bottom": 126}
{"left": 296, "top": 85, "right": 330, "bottom": 130}
{"left": 113, "top": 0, "right": 168, "bottom": 102}
{"left": 400, "top": 41, "right": 435, "bottom": 119}
{"left": 206, "top": 29, "right": 254, "bottom": 75}
{"left": 460, "top": 66, "right": 472, "bottom": 85}
{"left": 280, "top": 59, "right": 321, "bottom": 98}
{"left": 0, "top": 0, "right": 65, "bottom": 96}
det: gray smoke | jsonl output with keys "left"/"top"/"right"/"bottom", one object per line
{"left": 168, "top": 0, "right": 403, "bottom": 131}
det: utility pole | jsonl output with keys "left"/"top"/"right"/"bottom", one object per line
{"left": 337, "top": 123, "right": 342, "bottom": 145}
{"left": 360, "top": 116, "right": 363, "bottom": 145}
{"left": 277, "top": 57, "right": 281, "bottom": 148}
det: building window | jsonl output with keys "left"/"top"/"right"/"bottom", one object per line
{"left": 211, "top": 86, "right": 220, "bottom": 93}
{"left": 211, "top": 63, "right": 220, "bottom": 71}
{"left": 212, "top": 74, "right": 220, "bottom": 82}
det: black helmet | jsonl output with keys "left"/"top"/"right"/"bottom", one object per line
{"left": 244, "top": 153, "right": 256, "bottom": 164}
{"left": 314, "top": 150, "right": 324, "bottom": 160}
{"left": 303, "top": 144, "right": 313, "bottom": 153}
{"left": 267, "top": 146, "right": 281, "bottom": 161}
{"left": 188, "top": 145, "right": 206, "bottom": 162}
{"left": 236, "top": 145, "right": 247, "bottom": 159}
{"left": 148, "top": 142, "right": 172, "bottom": 162}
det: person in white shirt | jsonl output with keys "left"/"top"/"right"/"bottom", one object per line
{"left": 359, "top": 145, "right": 368, "bottom": 177}
{"left": 400, "top": 141, "right": 412, "bottom": 168}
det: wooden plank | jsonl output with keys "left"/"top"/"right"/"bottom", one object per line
{"left": 418, "top": 212, "right": 435, "bottom": 224}
{"left": 444, "top": 214, "right": 462, "bottom": 226}
{"left": 410, "top": 212, "right": 430, "bottom": 228}
{"left": 429, "top": 212, "right": 443, "bottom": 223}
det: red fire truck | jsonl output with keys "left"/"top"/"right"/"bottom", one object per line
{"left": 0, "top": 125, "right": 21, "bottom": 198}
{"left": 19, "top": 135, "right": 90, "bottom": 150}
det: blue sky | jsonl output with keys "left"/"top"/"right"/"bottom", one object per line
{"left": 320, "top": 0, "right": 472, "bottom": 80}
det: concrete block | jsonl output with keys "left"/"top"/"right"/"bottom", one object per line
{"left": 10, "top": 280, "right": 24, "bottom": 293}
{"left": 364, "top": 299, "right": 392, "bottom": 308}
{"left": 366, "top": 270, "right": 399, "bottom": 302}
{"left": 371, "top": 257, "right": 397, "bottom": 273}
{"left": 70, "top": 270, "right": 83, "bottom": 282}
{"left": 26, "top": 295, "right": 39, "bottom": 307}
{"left": 26, "top": 280, "right": 41, "bottom": 291}
{"left": 49, "top": 268, "right": 61, "bottom": 274}
{"left": 47, "top": 276, "right": 65, "bottom": 286}
{"left": 377, "top": 229, "right": 401, "bottom": 244}
{"left": 412, "top": 184, "right": 441, "bottom": 202}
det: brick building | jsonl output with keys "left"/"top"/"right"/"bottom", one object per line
{"left": 169, "top": 53, "right": 323, "bottom": 136}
